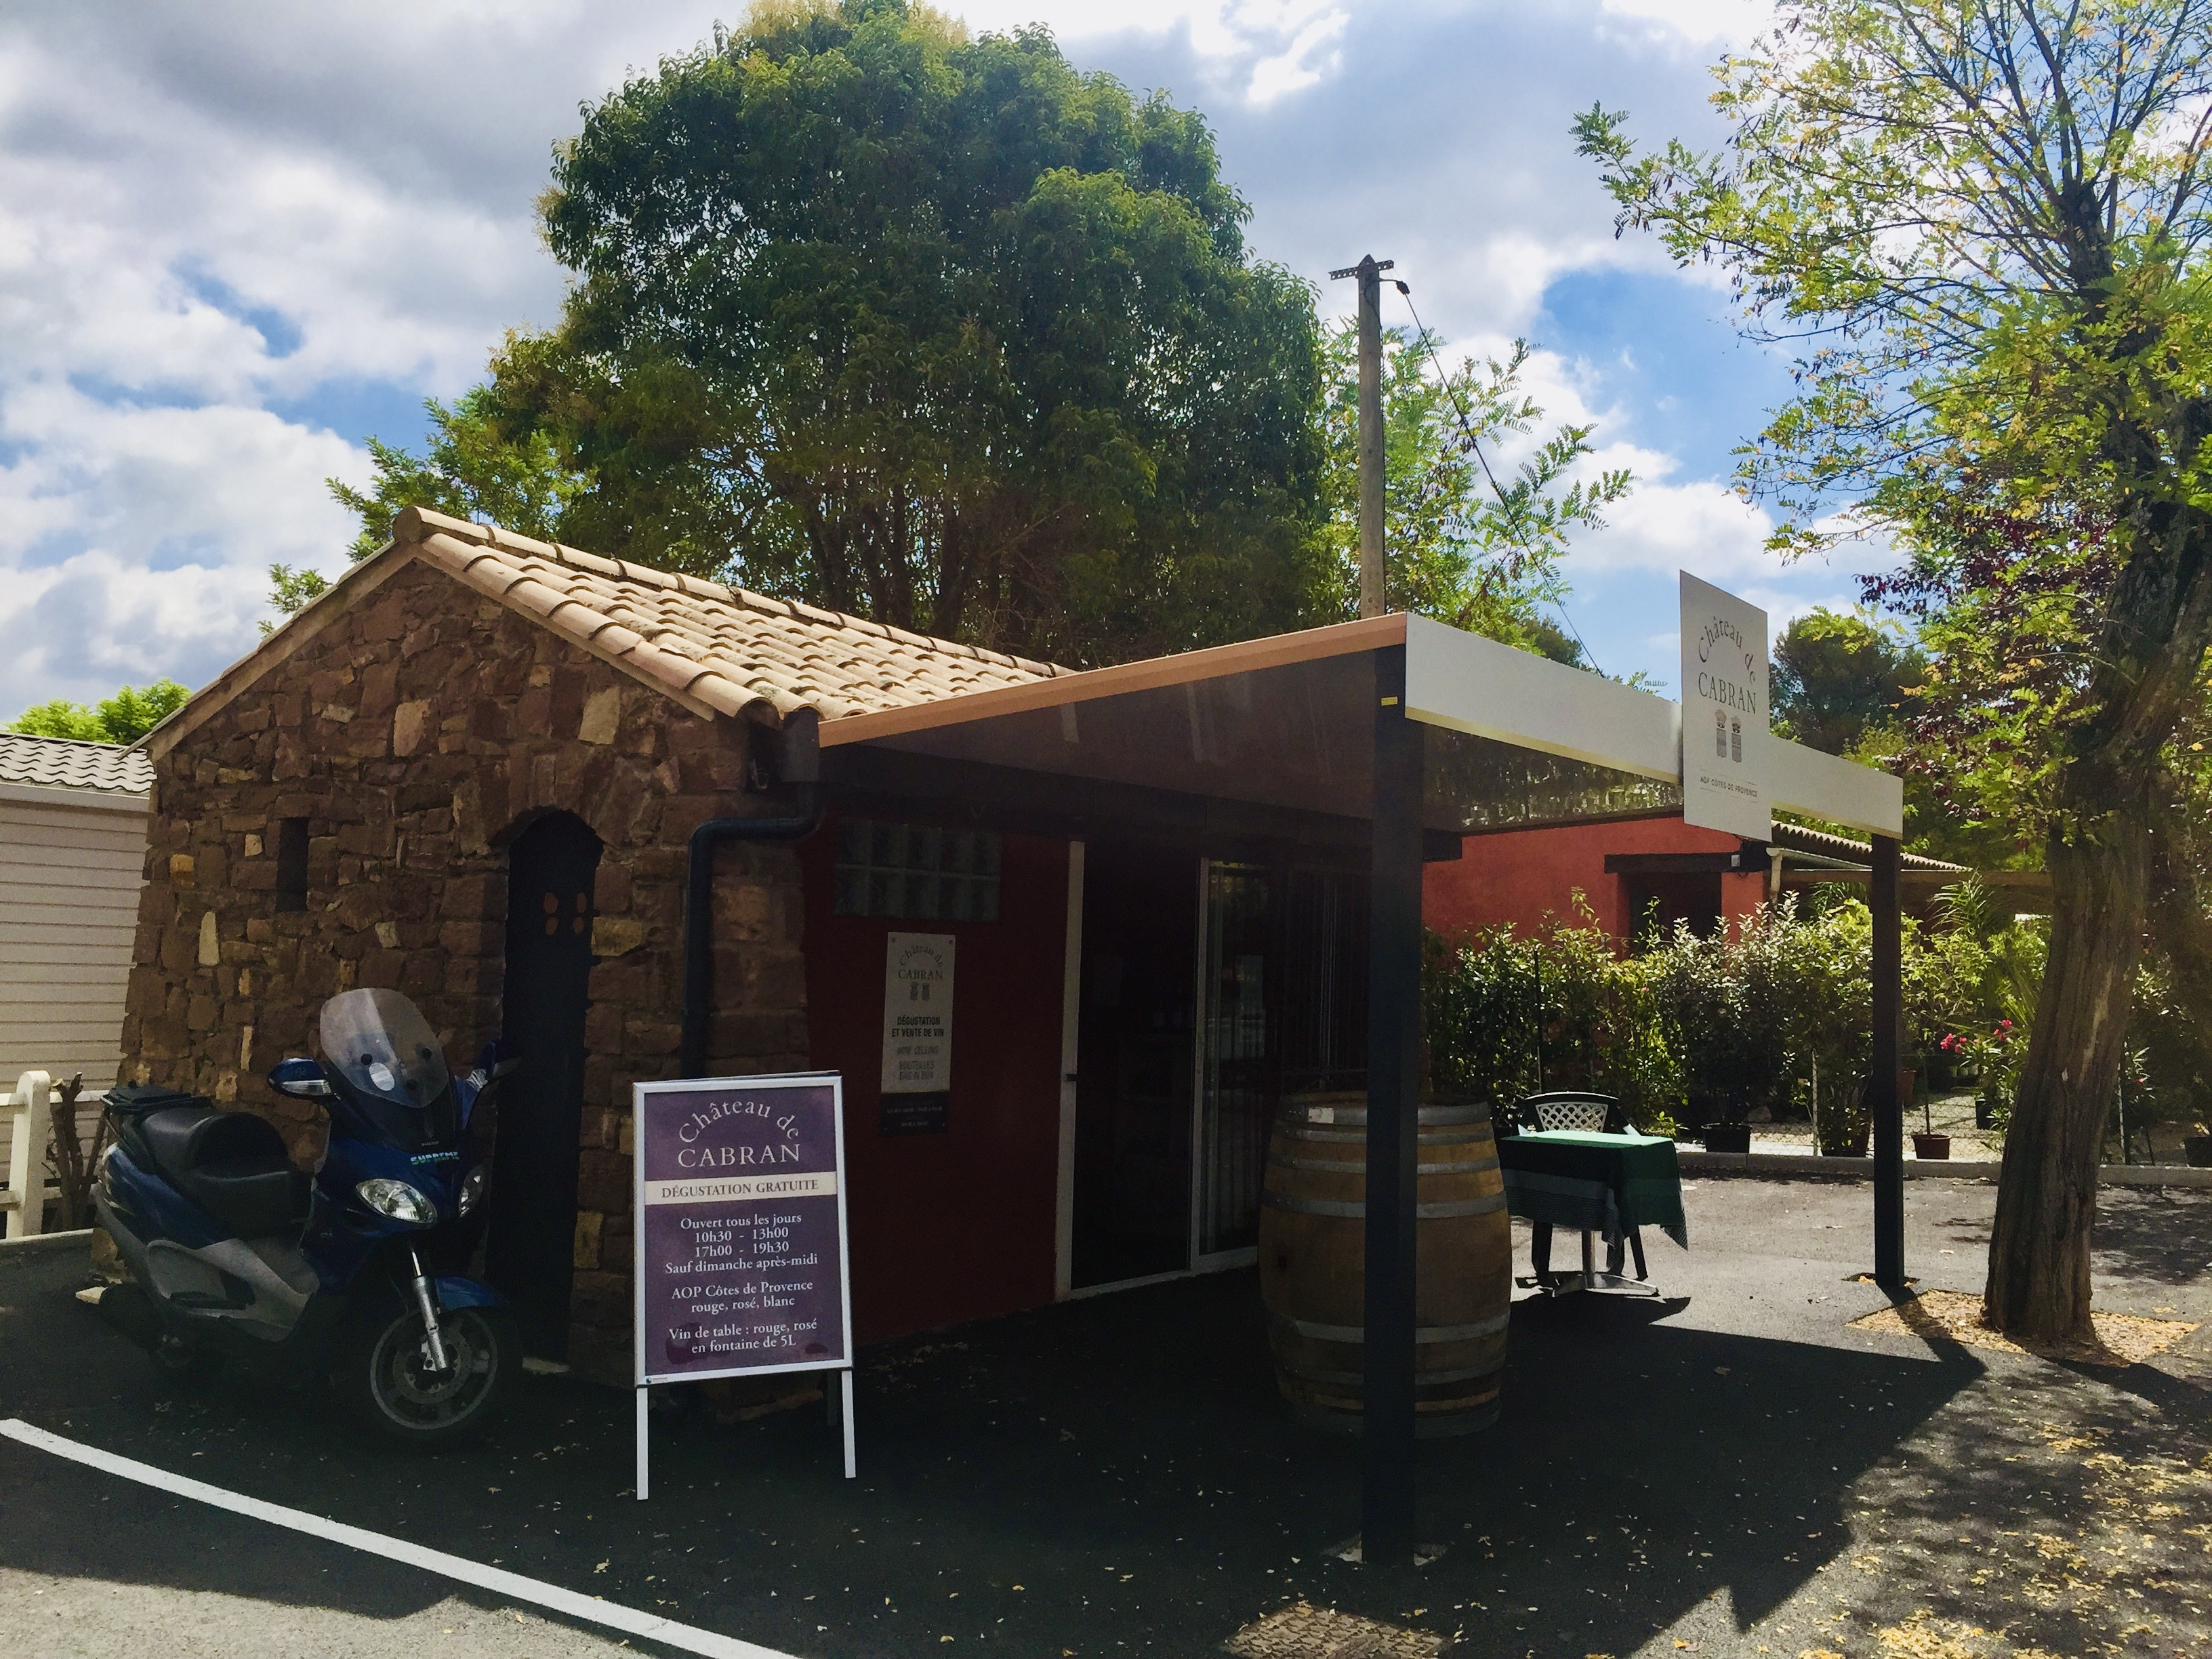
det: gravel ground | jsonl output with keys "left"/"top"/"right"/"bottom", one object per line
{"left": 0, "top": 1176, "right": 2206, "bottom": 1659}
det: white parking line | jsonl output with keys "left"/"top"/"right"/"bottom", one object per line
{"left": 0, "top": 1418, "right": 801, "bottom": 1659}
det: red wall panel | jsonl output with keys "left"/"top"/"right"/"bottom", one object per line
{"left": 801, "top": 821, "right": 1068, "bottom": 1345}
{"left": 1422, "top": 813, "right": 1763, "bottom": 941}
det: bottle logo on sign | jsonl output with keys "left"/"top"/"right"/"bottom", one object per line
{"left": 1679, "top": 572, "right": 1769, "bottom": 840}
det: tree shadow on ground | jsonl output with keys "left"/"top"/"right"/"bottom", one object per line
{"left": 5, "top": 1244, "right": 2205, "bottom": 1659}
{"left": 2089, "top": 1188, "right": 2212, "bottom": 1286}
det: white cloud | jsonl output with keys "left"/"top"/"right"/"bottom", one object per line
{"left": 0, "top": 387, "right": 359, "bottom": 712}
{"left": 1598, "top": 0, "right": 1770, "bottom": 44}
{"left": 0, "top": 0, "right": 1814, "bottom": 712}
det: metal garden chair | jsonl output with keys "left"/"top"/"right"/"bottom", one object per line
{"left": 1512, "top": 1090, "right": 1652, "bottom": 1290}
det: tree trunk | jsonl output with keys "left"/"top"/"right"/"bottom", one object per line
{"left": 1984, "top": 779, "right": 2150, "bottom": 1344}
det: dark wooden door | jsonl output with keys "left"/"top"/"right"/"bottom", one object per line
{"left": 1070, "top": 841, "right": 1197, "bottom": 1290}
{"left": 487, "top": 811, "right": 601, "bottom": 1359}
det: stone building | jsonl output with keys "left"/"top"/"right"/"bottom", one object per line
{"left": 122, "top": 506, "right": 1060, "bottom": 1380}
{"left": 123, "top": 504, "right": 1906, "bottom": 1397}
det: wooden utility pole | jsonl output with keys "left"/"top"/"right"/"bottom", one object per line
{"left": 1331, "top": 255, "right": 1393, "bottom": 618}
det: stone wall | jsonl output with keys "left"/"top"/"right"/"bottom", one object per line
{"left": 119, "top": 555, "right": 810, "bottom": 1380}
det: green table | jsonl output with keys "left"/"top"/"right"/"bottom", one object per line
{"left": 1498, "top": 1130, "right": 1687, "bottom": 1292}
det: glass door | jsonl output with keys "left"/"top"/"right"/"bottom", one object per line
{"left": 1195, "top": 861, "right": 1277, "bottom": 1264}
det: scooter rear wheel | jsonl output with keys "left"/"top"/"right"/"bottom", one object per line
{"left": 340, "top": 1303, "right": 518, "bottom": 1446}
{"left": 148, "top": 1330, "right": 221, "bottom": 1389}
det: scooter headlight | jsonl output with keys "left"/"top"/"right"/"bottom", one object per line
{"left": 456, "top": 1165, "right": 487, "bottom": 1218}
{"left": 355, "top": 1178, "right": 437, "bottom": 1226}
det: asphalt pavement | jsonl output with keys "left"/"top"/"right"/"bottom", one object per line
{"left": 1, "top": 1174, "right": 2206, "bottom": 1658}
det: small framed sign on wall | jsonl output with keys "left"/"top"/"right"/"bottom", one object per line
{"left": 630, "top": 1070, "right": 855, "bottom": 1496}
{"left": 880, "top": 932, "right": 954, "bottom": 1135}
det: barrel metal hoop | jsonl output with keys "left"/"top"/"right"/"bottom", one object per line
{"left": 1417, "top": 1193, "right": 1508, "bottom": 1218}
{"left": 1275, "top": 1362, "right": 1505, "bottom": 1389}
{"left": 1261, "top": 1190, "right": 1507, "bottom": 1219}
{"left": 1277, "top": 1128, "right": 1495, "bottom": 1147}
{"left": 1269, "top": 1310, "right": 1512, "bottom": 1345}
{"left": 1416, "top": 1363, "right": 1509, "bottom": 1385}
{"left": 1261, "top": 1192, "right": 1364, "bottom": 1218}
{"left": 1267, "top": 1154, "right": 1500, "bottom": 1176}
{"left": 1280, "top": 1107, "right": 1496, "bottom": 1128}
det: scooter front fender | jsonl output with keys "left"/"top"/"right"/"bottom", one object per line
{"left": 431, "top": 1275, "right": 507, "bottom": 1313}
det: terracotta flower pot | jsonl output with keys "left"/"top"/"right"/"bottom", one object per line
{"left": 2186, "top": 1134, "right": 2212, "bottom": 1169}
{"left": 1912, "top": 1131, "right": 1951, "bottom": 1160}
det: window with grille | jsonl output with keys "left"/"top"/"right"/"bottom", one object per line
{"left": 832, "top": 819, "right": 1000, "bottom": 922}
{"left": 274, "top": 818, "right": 310, "bottom": 914}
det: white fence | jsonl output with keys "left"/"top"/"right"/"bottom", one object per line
{"left": 1, "top": 1070, "right": 52, "bottom": 1237}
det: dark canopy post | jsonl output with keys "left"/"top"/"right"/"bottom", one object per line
{"left": 1363, "top": 643, "right": 1423, "bottom": 1562}
{"left": 1871, "top": 834, "right": 1905, "bottom": 1291}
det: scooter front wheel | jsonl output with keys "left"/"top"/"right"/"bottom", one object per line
{"left": 339, "top": 1302, "right": 518, "bottom": 1446}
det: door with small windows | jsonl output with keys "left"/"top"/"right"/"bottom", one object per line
{"left": 487, "top": 811, "right": 602, "bottom": 1359}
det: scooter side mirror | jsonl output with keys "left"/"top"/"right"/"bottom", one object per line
{"left": 477, "top": 1038, "right": 520, "bottom": 1082}
{"left": 268, "top": 1057, "right": 332, "bottom": 1099}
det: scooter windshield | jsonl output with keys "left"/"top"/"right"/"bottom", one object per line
{"left": 319, "top": 988, "right": 451, "bottom": 1110}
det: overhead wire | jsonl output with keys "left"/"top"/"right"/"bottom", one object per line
{"left": 1390, "top": 279, "right": 1605, "bottom": 678}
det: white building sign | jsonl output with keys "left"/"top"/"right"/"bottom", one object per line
{"left": 1679, "top": 572, "right": 1771, "bottom": 840}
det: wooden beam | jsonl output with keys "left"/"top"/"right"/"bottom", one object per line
{"left": 823, "top": 743, "right": 1465, "bottom": 863}
{"left": 1603, "top": 848, "right": 1763, "bottom": 875}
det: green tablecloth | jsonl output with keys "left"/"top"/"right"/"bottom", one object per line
{"left": 1498, "top": 1130, "right": 1688, "bottom": 1250}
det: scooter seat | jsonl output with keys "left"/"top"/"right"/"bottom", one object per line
{"left": 138, "top": 1106, "right": 308, "bottom": 1238}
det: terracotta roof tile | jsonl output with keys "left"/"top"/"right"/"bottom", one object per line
{"left": 394, "top": 506, "right": 1069, "bottom": 728}
{"left": 0, "top": 732, "right": 154, "bottom": 795}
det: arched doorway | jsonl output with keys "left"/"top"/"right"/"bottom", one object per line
{"left": 487, "top": 811, "right": 602, "bottom": 1359}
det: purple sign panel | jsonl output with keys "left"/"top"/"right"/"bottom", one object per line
{"left": 632, "top": 1073, "right": 851, "bottom": 1385}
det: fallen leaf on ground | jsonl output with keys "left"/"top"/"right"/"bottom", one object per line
{"left": 1849, "top": 1290, "right": 2194, "bottom": 1366}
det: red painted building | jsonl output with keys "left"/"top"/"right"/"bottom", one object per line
{"left": 1422, "top": 811, "right": 1769, "bottom": 944}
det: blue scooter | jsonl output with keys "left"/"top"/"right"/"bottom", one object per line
{"left": 95, "top": 987, "right": 523, "bottom": 1445}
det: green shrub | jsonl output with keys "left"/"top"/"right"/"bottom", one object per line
{"left": 1423, "top": 899, "right": 1683, "bottom": 1132}
{"left": 1420, "top": 888, "right": 2048, "bottom": 1150}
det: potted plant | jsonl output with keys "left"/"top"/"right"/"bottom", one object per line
{"left": 1945, "top": 1021, "right": 2021, "bottom": 1144}
{"left": 1816, "top": 1079, "right": 1871, "bottom": 1157}
{"left": 2186, "top": 1120, "right": 2212, "bottom": 1168}
{"left": 1902, "top": 1070, "right": 1955, "bottom": 1159}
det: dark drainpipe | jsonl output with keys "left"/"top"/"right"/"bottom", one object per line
{"left": 679, "top": 712, "right": 823, "bottom": 1079}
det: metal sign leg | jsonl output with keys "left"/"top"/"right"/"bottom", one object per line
{"left": 839, "top": 1369, "right": 857, "bottom": 1479}
{"left": 634, "top": 1386, "right": 649, "bottom": 1501}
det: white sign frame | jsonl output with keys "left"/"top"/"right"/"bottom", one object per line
{"left": 630, "top": 1069, "right": 855, "bottom": 1496}
{"left": 1679, "top": 571, "right": 1773, "bottom": 840}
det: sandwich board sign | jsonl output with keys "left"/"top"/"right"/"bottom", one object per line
{"left": 631, "top": 1070, "right": 854, "bottom": 1494}
{"left": 1679, "top": 572, "right": 1772, "bottom": 840}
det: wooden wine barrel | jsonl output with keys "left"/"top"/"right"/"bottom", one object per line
{"left": 1258, "top": 1091, "right": 1510, "bottom": 1437}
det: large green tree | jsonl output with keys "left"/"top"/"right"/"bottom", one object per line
{"left": 1578, "top": 0, "right": 2212, "bottom": 1342}
{"left": 473, "top": 0, "right": 1324, "bottom": 666}
{"left": 1769, "top": 607, "right": 1925, "bottom": 756}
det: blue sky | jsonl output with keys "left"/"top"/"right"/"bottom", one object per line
{"left": 0, "top": 0, "right": 1885, "bottom": 718}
